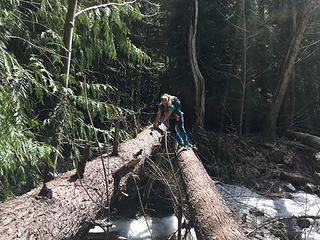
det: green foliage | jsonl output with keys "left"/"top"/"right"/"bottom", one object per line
{"left": 0, "top": 0, "right": 155, "bottom": 201}
{"left": 0, "top": 43, "right": 52, "bottom": 200}
{"left": 72, "top": 2, "right": 150, "bottom": 71}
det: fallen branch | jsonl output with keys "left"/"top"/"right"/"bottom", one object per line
{"left": 286, "top": 131, "right": 320, "bottom": 149}
{"left": 247, "top": 214, "right": 320, "bottom": 236}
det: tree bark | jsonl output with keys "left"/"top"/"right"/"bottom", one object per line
{"left": 286, "top": 130, "right": 320, "bottom": 149}
{"left": 188, "top": 0, "right": 205, "bottom": 130}
{"left": 51, "top": 0, "right": 78, "bottom": 175}
{"left": 277, "top": 1, "right": 296, "bottom": 132}
{"left": 0, "top": 125, "right": 166, "bottom": 240}
{"left": 177, "top": 149, "right": 247, "bottom": 240}
{"left": 264, "top": 1, "right": 315, "bottom": 137}
{"left": 219, "top": 78, "right": 231, "bottom": 133}
{"left": 62, "top": 0, "right": 78, "bottom": 87}
{"left": 239, "top": 0, "right": 247, "bottom": 136}
{"left": 77, "top": 143, "right": 91, "bottom": 178}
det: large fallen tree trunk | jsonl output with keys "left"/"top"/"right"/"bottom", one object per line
{"left": 286, "top": 130, "right": 320, "bottom": 149}
{"left": 177, "top": 149, "right": 247, "bottom": 240}
{"left": 0, "top": 125, "right": 166, "bottom": 240}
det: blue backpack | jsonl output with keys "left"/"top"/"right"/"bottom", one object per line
{"left": 172, "top": 96, "right": 182, "bottom": 110}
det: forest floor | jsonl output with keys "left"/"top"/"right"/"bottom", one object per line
{"left": 197, "top": 132, "right": 320, "bottom": 197}
{"left": 196, "top": 132, "right": 320, "bottom": 239}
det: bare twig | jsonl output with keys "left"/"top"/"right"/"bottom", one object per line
{"left": 75, "top": 0, "right": 137, "bottom": 17}
{"left": 133, "top": 176, "right": 154, "bottom": 240}
{"left": 247, "top": 214, "right": 320, "bottom": 236}
{"left": 164, "top": 131, "right": 183, "bottom": 240}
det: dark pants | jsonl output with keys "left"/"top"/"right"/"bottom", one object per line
{"left": 169, "top": 115, "right": 189, "bottom": 146}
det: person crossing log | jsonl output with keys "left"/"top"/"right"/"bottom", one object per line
{"left": 0, "top": 124, "right": 247, "bottom": 240}
{"left": 154, "top": 93, "right": 190, "bottom": 149}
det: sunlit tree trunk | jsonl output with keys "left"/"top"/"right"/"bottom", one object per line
{"left": 63, "top": 0, "right": 78, "bottom": 87}
{"left": 0, "top": 125, "right": 167, "bottom": 239}
{"left": 177, "top": 149, "right": 247, "bottom": 239}
{"left": 52, "top": 0, "right": 79, "bottom": 175}
{"left": 264, "top": 1, "right": 315, "bottom": 137}
{"left": 188, "top": 0, "right": 205, "bottom": 130}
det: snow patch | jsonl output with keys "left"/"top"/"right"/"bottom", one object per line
{"left": 217, "top": 183, "right": 320, "bottom": 240}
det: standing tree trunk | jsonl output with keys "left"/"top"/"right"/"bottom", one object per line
{"left": 264, "top": 1, "right": 315, "bottom": 137}
{"left": 177, "top": 149, "right": 246, "bottom": 239}
{"left": 280, "top": 0, "right": 297, "bottom": 131}
{"left": 52, "top": 0, "right": 78, "bottom": 174}
{"left": 239, "top": 0, "right": 247, "bottom": 136}
{"left": 219, "top": 78, "right": 231, "bottom": 133}
{"left": 288, "top": 1, "right": 297, "bottom": 127}
{"left": 188, "top": 0, "right": 205, "bottom": 130}
{"left": 63, "top": 0, "right": 78, "bottom": 87}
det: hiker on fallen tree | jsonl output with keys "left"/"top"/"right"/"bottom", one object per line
{"left": 154, "top": 94, "right": 189, "bottom": 148}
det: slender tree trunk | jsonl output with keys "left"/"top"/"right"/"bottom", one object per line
{"left": 112, "top": 121, "right": 120, "bottom": 156}
{"left": 264, "top": 1, "right": 315, "bottom": 137}
{"left": 239, "top": 0, "right": 247, "bottom": 136}
{"left": 281, "top": 0, "right": 297, "bottom": 131}
{"left": 219, "top": 78, "right": 231, "bottom": 133}
{"left": 63, "top": 0, "right": 78, "bottom": 87}
{"left": 112, "top": 94, "right": 121, "bottom": 156}
{"left": 289, "top": 1, "right": 297, "bottom": 125}
{"left": 52, "top": 0, "right": 78, "bottom": 174}
{"left": 177, "top": 149, "right": 246, "bottom": 239}
{"left": 188, "top": 0, "right": 205, "bottom": 130}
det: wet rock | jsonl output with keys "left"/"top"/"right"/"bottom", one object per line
{"left": 297, "top": 218, "right": 312, "bottom": 229}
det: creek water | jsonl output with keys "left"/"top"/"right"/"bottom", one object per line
{"left": 87, "top": 214, "right": 197, "bottom": 240}
{"left": 86, "top": 183, "right": 320, "bottom": 240}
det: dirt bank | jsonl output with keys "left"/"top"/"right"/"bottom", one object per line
{"left": 196, "top": 132, "right": 320, "bottom": 196}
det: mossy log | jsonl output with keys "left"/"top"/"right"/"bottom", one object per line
{"left": 177, "top": 148, "right": 247, "bottom": 240}
{"left": 0, "top": 125, "right": 166, "bottom": 240}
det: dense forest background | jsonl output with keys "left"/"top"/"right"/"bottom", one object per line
{"left": 1, "top": 0, "right": 320, "bottom": 201}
